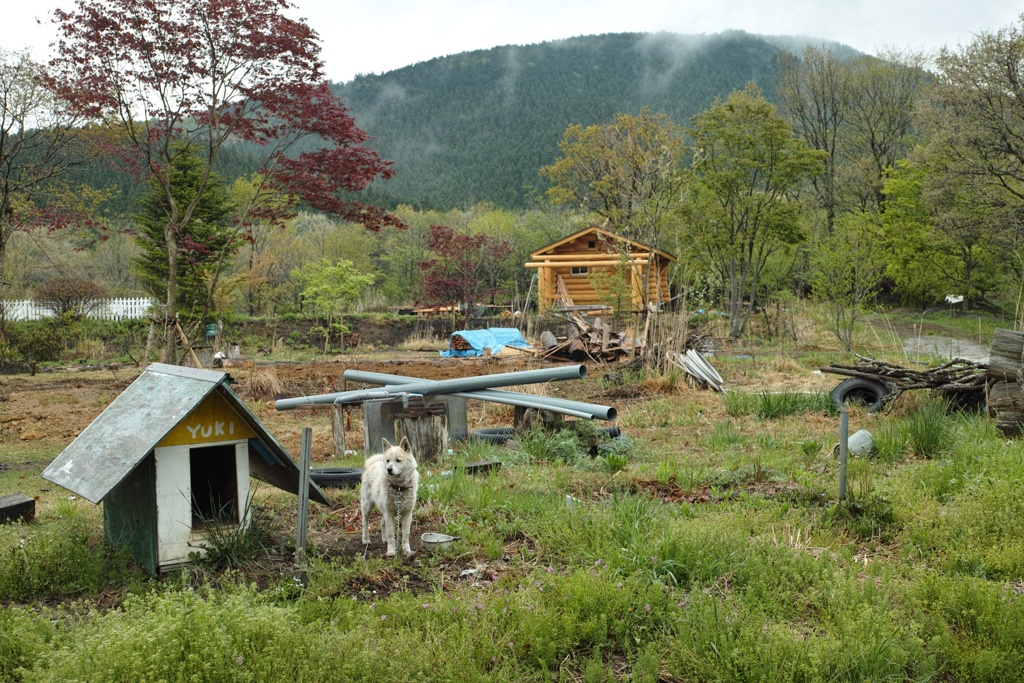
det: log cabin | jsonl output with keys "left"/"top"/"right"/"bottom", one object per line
{"left": 526, "top": 226, "right": 676, "bottom": 313}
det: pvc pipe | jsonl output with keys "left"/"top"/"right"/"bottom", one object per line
{"left": 276, "top": 365, "right": 588, "bottom": 411}
{"left": 838, "top": 404, "right": 848, "bottom": 501}
{"left": 343, "top": 369, "right": 617, "bottom": 421}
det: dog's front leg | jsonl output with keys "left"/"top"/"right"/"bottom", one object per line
{"left": 382, "top": 511, "right": 397, "bottom": 557}
{"left": 360, "top": 497, "right": 372, "bottom": 545}
{"left": 400, "top": 507, "right": 414, "bottom": 556}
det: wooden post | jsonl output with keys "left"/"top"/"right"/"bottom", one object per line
{"left": 174, "top": 320, "right": 203, "bottom": 368}
{"left": 331, "top": 405, "right": 346, "bottom": 457}
{"left": 394, "top": 406, "right": 448, "bottom": 463}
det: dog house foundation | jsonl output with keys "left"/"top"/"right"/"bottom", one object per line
{"left": 43, "top": 363, "right": 328, "bottom": 575}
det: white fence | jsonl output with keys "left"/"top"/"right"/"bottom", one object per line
{"left": 2, "top": 297, "right": 157, "bottom": 321}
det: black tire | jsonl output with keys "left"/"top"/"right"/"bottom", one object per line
{"left": 308, "top": 467, "right": 363, "bottom": 488}
{"left": 830, "top": 378, "right": 889, "bottom": 412}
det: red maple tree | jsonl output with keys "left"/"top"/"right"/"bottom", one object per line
{"left": 418, "top": 224, "right": 512, "bottom": 319}
{"left": 49, "top": 0, "right": 404, "bottom": 361}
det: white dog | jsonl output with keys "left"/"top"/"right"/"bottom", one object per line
{"left": 360, "top": 437, "right": 419, "bottom": 557}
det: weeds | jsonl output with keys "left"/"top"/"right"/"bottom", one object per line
{"left": 190, "top": 495, "right": 275, "bottom": 571}
{"left": 724, "top": 389, "right": 836, "bottom": 419}
{"left": 906, "top": 398, "right": 951, "bottom": 458}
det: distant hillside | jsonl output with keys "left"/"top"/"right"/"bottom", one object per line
{"left": 332, "top": 31, "right": 860, "bottom": 210}
{"left": 68, "top": 31, "right": 859, "bottom": 215}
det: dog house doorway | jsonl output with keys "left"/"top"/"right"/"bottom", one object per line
{"left": 190, "top": 444, "right": 239, "bottom": 527}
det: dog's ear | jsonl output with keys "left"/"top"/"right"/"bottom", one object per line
{"left": 399, "top": 436, "right": 412, "bottom": 452}
{"left": 382, "top": 437, "right": 393, "bottom": 450}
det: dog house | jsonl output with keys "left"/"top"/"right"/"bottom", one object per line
{"left": 42, "top": 363, "right": 329, "bottom": 575}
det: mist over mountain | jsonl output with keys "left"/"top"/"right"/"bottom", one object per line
{"left": 70, "top": 31, "right": 859, "bottom": 215}
{"left": 331, "top": 30, "right": 860, "bottom": 210}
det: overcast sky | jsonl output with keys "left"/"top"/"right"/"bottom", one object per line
{"left": 2, "top": 0, "right": 1021, "bottom": 83}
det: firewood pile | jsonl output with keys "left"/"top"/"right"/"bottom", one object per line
{"left": 448, "top": 334, "right": 474, "bottom": 352}
{"left": 820, "top": 355, "right": 987, "bottom": 410}
{"left": 985, "top": 328, "right": 1024, "bottom": 435}
{"left": 538, "top": 314, "right": 642, "bottom": 363}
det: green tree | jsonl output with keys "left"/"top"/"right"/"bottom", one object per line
{"left": 292, "top": 259, "right": 374, "bottom": 353}
{"left": 682, "top": 84, "right": 825, "bottom": 338}
{"left": 915, "top": 17, "right": 1024, "bottom": 299}
{"left": 809, "top": 213, "right": 884, "bottom": 351}
{"left": 52, "top": 0, "right": 401, "bottom": 363}
{"left": 881, "top": 157, "right": 1001, "bottom": 308}
{"left": 843, "top": 50, "right": 926, "bottom": 213}
{"left": 775, "top": 46, "right": 848, "bottom": 233}
{"left": 540, "top": 107, "right": 686, "bottom": 248}
{"left": 0, "top": 49, "right": 89, "bottom": 323}
{"left": 134, "top": 146, "right": 236, "bottom": 317}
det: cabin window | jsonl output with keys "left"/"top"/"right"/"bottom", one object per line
{"left": 588, "top": 240, "right": 596, "bottom": 248}
{"left": 571, "top": 266, "right": 589, "bottom": 276}
{"left": 190, "top": 444, "right": 238, "bottom": 526}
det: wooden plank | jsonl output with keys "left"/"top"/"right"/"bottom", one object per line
{"left": 0, "top": 493, "right": 35, "bottom": 524}
{"left": 526, "top": 260, "right": 648, "bottom": 268}
{"left": 555, "top": 274, "right": 575, "bottom": 308}
{"left": 528, "top": 252, "right": 651, "bottom": 260}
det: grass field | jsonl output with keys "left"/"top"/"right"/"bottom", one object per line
{"left": 2, "top": 309, "right": 1023, "bottom": 682}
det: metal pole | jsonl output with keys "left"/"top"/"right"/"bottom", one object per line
{"left": 276, "top": 364, "right": 589, "bottom": 411}
{"left": 342, "top": 369, "right": 617, "bottom": 421}
{"left": 838, "top": 403, "right": 848, "bottom": 501}
{"left": 295, "top": 427, "right": 312, "bottom": 567}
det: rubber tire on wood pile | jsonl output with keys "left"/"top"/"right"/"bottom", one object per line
{"left": 308, "top": 467, "right": 363, "bottom": 488}
{"left": 830, "top": 378, "right": 889, "bottom": 412}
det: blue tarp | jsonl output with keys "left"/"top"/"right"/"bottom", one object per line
{"left": 440, "top": 327, "right": 533, "bottom": 357}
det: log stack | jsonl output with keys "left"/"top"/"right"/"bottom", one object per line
{"left": 986, "top": 328, "right": 1024, "bottom": 435}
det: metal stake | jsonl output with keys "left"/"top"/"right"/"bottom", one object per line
{"left": 838, "top": 403, "right": 849, "bottom": 501}
{"left": 295, "top": 427, "right": 312, "bottom": 568}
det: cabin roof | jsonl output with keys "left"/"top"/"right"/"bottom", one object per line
{"left": 529, "top": 226, "right": 676, "bottom": 261}
{"left": 41, "top": 363, "right": 329, "bottom": 506}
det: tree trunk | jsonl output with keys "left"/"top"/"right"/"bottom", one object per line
{"left": 164, "top": 222, "right": 179, "bottom": 364}
{"left": 0, "top": 228, "right": 8, "bottom": 336}
{"left": 394, "top": 407, "right": 448, "bottom": 463}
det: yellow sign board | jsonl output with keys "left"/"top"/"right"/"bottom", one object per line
{"left": 158, "top": 392, "right": 256, "bottom": 447}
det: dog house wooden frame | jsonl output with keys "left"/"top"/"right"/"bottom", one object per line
{"left": 43, "top": 363, "right": 328, "bottom": 575}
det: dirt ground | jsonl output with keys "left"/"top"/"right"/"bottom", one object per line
{"left": 0, "top": 354, "right": 556, "bottom": 451}
{"left": 0, "top": 349, "right": 843, "bottom": 577}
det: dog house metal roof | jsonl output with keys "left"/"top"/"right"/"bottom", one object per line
{"left": 42, "top": 363, "right": 329, "bottom": 506}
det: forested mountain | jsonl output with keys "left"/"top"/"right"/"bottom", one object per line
{"left": 69, "top": 31, "right": 858, "bottom": 215}
{"left": 331, "top": 31, "right": 859, "bottom": 209}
